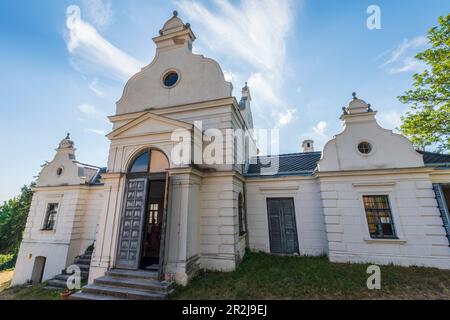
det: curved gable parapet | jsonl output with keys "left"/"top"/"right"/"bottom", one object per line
{"left": 318, "top": 112, "right": 424, "bottom": 172}
{"left": 116, "top": 46, "right": 233, "bottom": 115}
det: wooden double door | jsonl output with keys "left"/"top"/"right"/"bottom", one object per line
{"left": 116, "top": 175, "right": 168, "bottom": 271}
{"left": 267, "top": 198, "right": 299, "bottom": 254}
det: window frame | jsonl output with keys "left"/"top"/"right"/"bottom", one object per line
{"left": 362, "top": 195, "right": 398, "bottom": 239}
{"left": 161, "top": 69, "right": 181, "bottom": 89}
{"left": 41, "top": 202, "right": 60, "bottom": 232}
{"left": 127, "top": 149, "right": 170, "bottom": 176}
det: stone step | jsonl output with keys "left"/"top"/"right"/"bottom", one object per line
{"left": 62, "top": 264, "right": 90, "bottom": 273}
{"left": 62, "top": 270, "right": 89, "bottom": 279}
{"left": 81, "top": 284, "right": 167, "bottom": 300}
{"left": 55, "top": 274, "right": 71, "bottom": 282}
{"left": 94, "top": 276, "right": 172, "bottom": 292}
{"left": 74, "top": 258, "right": 91, "bottom": 265}
{"left": 47, "top": 279, "right": 69, "bottom": 289}
{"left": 70, "top": 292, "right": 124, "bottom": 300}
{"left": 106, "top": 269, "right": 159, "bottom": 281}
{"left": 54, "top": 273, "right": 87, "bottom": 282}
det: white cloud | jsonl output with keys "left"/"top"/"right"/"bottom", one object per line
{"left": 178, "top": 0, "right": 293, "bottom": 72}
{"left": 223, "top": 70, "right": 235, "bottom": 82}
{"left": 78, "top": 103, "right": 105, "bottom": 120}
{"left": 389, "top": 57, "right": 426, "bottom": 74}
{"left": 65, "top": 5, "right": 143, "bottom": 82}
{"left": 378, "top": 111, "right": 403, "bottom": 130}
{"left": 89, "top": 79, "right": 104, "bottom": 97}
{"left": 85, "top": 128, "right": 106, "bottom": 136}
{"left": 312, "top": 121, "right": 329, "bottom": 138}
{"left": 277, "top": 109, "right": 297, "bottom": 127}
{"left": 178, "top": 0, "right": 296, "bottom": 128}
{"left": 81, "top": 0, "right": 113, "bottom": 28}
{"left": 382, "top": 36, "right": 428, "bottom": 74}
{"left": 383, "top": 36, "right": 427, "bottom": 65}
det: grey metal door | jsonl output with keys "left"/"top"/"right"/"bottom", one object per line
{"left": 267, "top": 198, "right": 299, "bottom": 254}
{"left": 116, "top": 178, "right": 148, "bottom": 269}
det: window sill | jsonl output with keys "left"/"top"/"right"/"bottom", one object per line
{"left": 364, "top": 238, "right": 407, "bottom": 245}
{"left": 40, "top": 229, "right": 55, "bottom": 233}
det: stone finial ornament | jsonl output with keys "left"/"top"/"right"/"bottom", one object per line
{"left": 352, "top": 92, "right": 357, "bottom": 100}
{"left": 342, "top": 107, "right": 348, "bottom": 115}
{"left": 173, "top": 10, "right": 178, "bottom": 17}
{"left": 58, "top": 133, "right": 74, "bottom": 149}
{"left": 368, "top": 104, "right": 373, "bottom": 112}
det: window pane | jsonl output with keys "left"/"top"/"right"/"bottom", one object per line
{"left": 164, "top": 72, "right": 179, "bottom": 87}
{"left": 363, "top": 195, "right": 396, "bottom": 239}
{"left": 129, "top": 152, "right": 149, "bottom": 173}
{"left": 149, "top": 150, "right": 169, "bottom": 173}
{"left": 44, "top": 203, "right": 58, "bottom": 230}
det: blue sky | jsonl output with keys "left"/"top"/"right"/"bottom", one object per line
{"left": 0, "top": 0, "right": 449, "bottom": 202}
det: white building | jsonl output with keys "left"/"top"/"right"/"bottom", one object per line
{"left": 12, "top": 12, "right": 450, "bottom": 299}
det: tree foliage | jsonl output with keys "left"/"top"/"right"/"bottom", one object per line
{"left": 399, "top": 14, "right": 450, "bottom": 152}
{"left": 0, "top": 184, "right": 35, "bottom": 255}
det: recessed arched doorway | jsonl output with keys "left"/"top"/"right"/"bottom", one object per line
{"left": 116, "top": 149, "right": 170, "bottom": 273}
{"left": 31, "top": 256, "right": 46, "bottom": 284}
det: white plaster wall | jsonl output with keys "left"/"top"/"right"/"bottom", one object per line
{"left": 12, "top": 242, "right": 69, "bottom": 286}
{"left": 199, "top": 174, "right": 243, "bottom": 271}
{"left": 318, "top": 113, "right": 424, "bottom": 172}
{"left": 116, "top": 45, "right": 232, "bottom": 115}
{"left": 246, "top": 177, "right": 328, "bottom": 256}
{"left": 12, "top": 186, "right": 104, "bottom": 286}
{"left": 320, "top": 173, "right": 450, "bottom": 269}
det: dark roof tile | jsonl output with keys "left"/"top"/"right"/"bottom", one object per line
{"left": 246, "top": 152, "right": 322, "bottom": 176}
{"left": 417, "top": 150, "right": 450, "bottom": 165}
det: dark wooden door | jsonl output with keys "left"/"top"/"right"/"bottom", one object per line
{"left": 116, "top": 178, "right": 148, "bottom": 269}
{"left": 267, "top": 198, "right": 299, "bottom": 254}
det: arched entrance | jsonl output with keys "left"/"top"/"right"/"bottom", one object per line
{"left": 31, "top": 256, "right": 46, "bottom": 284}
{"left": 116, "top": 149, "right": 170, "bottom": 272}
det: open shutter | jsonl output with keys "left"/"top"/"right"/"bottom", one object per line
{"left": 433, "top": 184, "right": 450, "bottom": 246}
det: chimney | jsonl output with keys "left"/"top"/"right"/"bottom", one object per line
{"left": 302, "top": 140, "right": 314, "bottom": 153}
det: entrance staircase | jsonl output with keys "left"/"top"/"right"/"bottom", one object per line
{"left": 70, "top": 269, "right": 173, "bottom": 300}
{"left": 45, "top": 248, "right": 93, "bottom": 290}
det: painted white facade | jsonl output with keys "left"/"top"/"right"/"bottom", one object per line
{"left": 12, "top": 13, "right": 450, "bottom": 287}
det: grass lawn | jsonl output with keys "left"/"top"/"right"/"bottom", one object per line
{"left": 1, "top": 252, "right": 449, "bottom": 300}
{"left": 171, "top": 251, "right": 450, "bottom": 300}
{"left": 0, "top": 269, "right": 63, "bottom": 300}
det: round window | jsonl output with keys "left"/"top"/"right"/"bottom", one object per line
{"left": 56, "top": 168, "right": 63, "bottom": 176}
{"left": 163, "top": 71, "right": 179, "bottom": 88}
{"left": 358, "top": 142, "right": 372, "bottom": 155}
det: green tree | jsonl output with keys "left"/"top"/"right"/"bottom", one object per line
{"left": 399, "top": 14, "right": 450, "bottom": 152}
{"left": 0, "top": 183, "right": 35, "bottom": 255}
